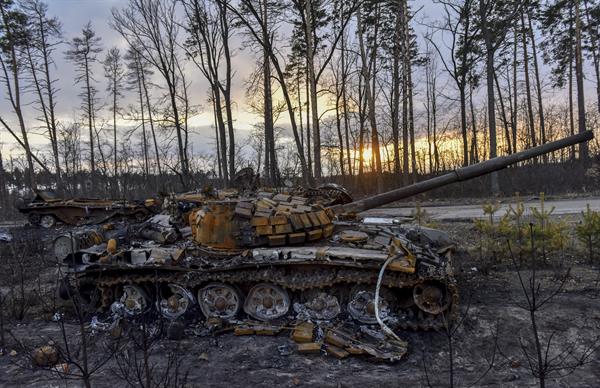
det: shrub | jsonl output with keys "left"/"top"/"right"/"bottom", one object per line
{"left": 575, "top": 204, "right": 600, "bottom": 263}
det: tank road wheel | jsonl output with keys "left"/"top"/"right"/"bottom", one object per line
{"left": 244, "top": 283, "right": 290, "bottom": 321}
{"left": 28, "top": 212, "right": 41, "bottom": 226}
{"left": 39, "top": 214, "right": 56, "bottom": 229}
{"left": 347, "top": 287, "right": 391, "bottom": 324}
{"left": 114, "top": 285, "right": 150, "bottom": 317}
{"left": 413, "top": 282, "right": 450, "bottom": 315}
{"left": 158, "top": 284, "right": 194, "bottom": 320}
{"left": 301, "top": 291, "right": 341, "bottom": 320}
{"left": 197, "top": 283, "right": 242, "bottom": 320}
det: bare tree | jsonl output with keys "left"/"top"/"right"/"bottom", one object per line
{"left": 113, "top": 0, "right": 191, "bottom": 188}
{"left": 427, "top": 0, "right": 480, "bottom": 168}
{"left": 113, "top": 315, "right": 190, "bottom": 388}
{"left": 0, "top": 0, "right": 41, "bottom": 188}
{"left": 356, "top": 2, "right": 383, "bottom": 190}
{"left": 477, "top": 0, "right": 521, "bottom": 192}
{"left": 181, "top": 0, "right": 236, "bottom": 185}
{"left": 505, "top": 229, "right": 599, "bottom": 388}
{"left": 289, "top": 0, "right": 359, "bottom": 180}
{"left": 21, "top": 0, "right": 63, "bottom": 189}
{"left": 424, "top": 45, "right": 440, "bottom": 173}
{"left": 228, "top": 0, "right": 312, "bottom": 183}
{"left": 126, "top": 47, "right": 162, "bottom": 178}
{"left": 421, "top": 298, "right": 498, "bottom": 388}
{"left": 65, "top": 22, "right": 103, "bottom": 188}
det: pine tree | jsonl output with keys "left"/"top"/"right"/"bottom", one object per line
{"left": 0, "top": 0, "right": 37, "bottom": 188}
{"left": 103, "top": 47, "right": 125, "bottom": 184}
{"left": 22, "top": 0, "right": 63, "bottom": 188}
{"left": 540, "top": 0, "right": 589, "bottom": 160}
{"left": 65, "top": 22, "right": 103, "bottom": 185}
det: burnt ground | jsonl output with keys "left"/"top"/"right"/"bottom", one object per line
{"left": 0, "top": 221, "right": 599, "bottom": 387}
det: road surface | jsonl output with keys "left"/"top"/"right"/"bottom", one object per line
{"left": 1, "top": 197, "right": 599, "bottom": 229}
{"left": 361, "top": 197, "right": 600, "bottom": 221}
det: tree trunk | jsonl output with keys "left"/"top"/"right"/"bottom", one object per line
{"left": 0, "top": 6, "right": 36, "bottom": 190}
{"left": 219, "top": 2, "right": 236, "bottom": 178}
{"left": 494, "top": 69, "right": 512, "bottom": 154}
{"left": 569, "top": 42, "right": 576, "bottom": 159}
{"left": 425, "top": 66, "right": 433, "bottom": 173}
{"left": 305, "top": 0, "right": 321, "bottom": 180}
{"left": 458, "top": 8, "right": 472, "bottom": 167}
{"left": 583, "top": 0, "right": 600, "bottom": 114}
{"left": 84, "top": 55, "right": 95, "bottom": 188}
{"left": 456, "top": 84, "right": 469, "bottom": 166}
{"left": 512, "top": 28, "right": 518, "bottom": 154}
{"left": 469, "top": 79, "right": 479, "bottom": 163}
{"left": 167, "top": 76, "right": 189, "bottom": 187}
{"left": 213, "top": 87, "right": 229, "bottom": 184}
{"left": 37, "top": 13, "right": 62, "bottom": 188}
{"left": 140, "top": 61, "right": 162, "bottom": 176}
{"left": 212, "top": 98, "right": 223, "bottom": 181}
{"left": 0, "top": 149, "right": 6, "bottom": 209}
{"left": 261, "top": 0, "right": 277, "bottom": 184}
{"left": 407, "top": 56, "right": 417, "bottom": 182}
{"left": 521, "top": 13, "right": 537, "bottom": 151}
{"left": 25, "top": 45, "right": 62, "bottom": 189}
{"left": 297, "top": 68, "right": 304, "bottom": 152}
{"left": 401, "top": 3, "right": 410, "bottom": 184}
{"left": 575, "top": 0, "right": 588, "bottom": 161}
{"left": 357, "top": 58, "right": 366, "bottom": 178}
{"left": 335, "top": 91, "right": 345, "bottom": 176}
{"left": 229, "top": 1, "right": 310, "bottom": 182}
{"left": 133, "top": 59, "right": 150, "bottom": 179}
{"left": 357, "top": 7, "right": 382, "bottom": 190}
{"left": 432, "top": 69, "right": 439, "bottom": 172}
{"left": 113, "top": 76, "right": 118, "bottom": 191}
{"left": 526, "top": 10, "right": 546, "bottom": 153}
{"left": 391, "top": 4, "right": 402, "bottom": 175}
{"left": 340, "top": 19, "right": 352, "bottom": 177}
{"left": 480, "top": 0, "right": 499, "bottom": 193}
{"left": 305, "top": 69, "right": 312, "bottom": 177}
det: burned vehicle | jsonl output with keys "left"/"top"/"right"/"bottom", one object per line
{"left": 59, "top": 131, "right": 592, "bottom": 359}
{"left": 163, "top": 168, "right": 353, "bottom": 225}
{"left": 17, "top": 190, "right": 155, "bottom": 228}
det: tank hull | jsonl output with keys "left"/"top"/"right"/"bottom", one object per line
{"left": 65, "top": 221, "right": 457, "bottom": 331}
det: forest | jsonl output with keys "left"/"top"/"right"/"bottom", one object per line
{"left": 2, "top": 2, "right": 600, "bottom": 387}
{"left": 1, "top": 0, "right": 600, "bottom": 203}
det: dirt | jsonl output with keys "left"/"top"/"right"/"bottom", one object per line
{"left": 0, "top": 221, "right": 599, "bottom": 388}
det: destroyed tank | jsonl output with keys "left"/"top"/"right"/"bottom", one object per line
{"left": 61, "top": 131, "right": 593, "bottom": 336}
{"left": 17, "top": 189, "right": 155, "bottom": 228}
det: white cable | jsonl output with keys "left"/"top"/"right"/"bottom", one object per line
{"left": 375, "top": 256, "right": 408, "bottom": 346}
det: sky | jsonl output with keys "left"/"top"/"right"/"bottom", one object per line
{"left": 1, "top": 0, "right": 264, "bottom": 156}
{"left": 1, "top": 0, "right": 597, "bottom": 164}
{"left": 0, "top": 0, "right": 448, "bottom": 159}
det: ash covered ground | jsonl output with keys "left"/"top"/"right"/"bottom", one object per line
{"left": 0, "top": 218, "right": 599, "bottom": 388}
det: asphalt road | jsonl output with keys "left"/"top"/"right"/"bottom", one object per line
{"left": 1, "top": 197, "right": 599, "bottom": 229}
{"left": 361, "top": 197, "right": 600, "bottom": 221}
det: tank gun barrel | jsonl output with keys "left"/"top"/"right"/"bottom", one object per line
{"left": 331, "top": 130, "right": 594, "bottom": 215}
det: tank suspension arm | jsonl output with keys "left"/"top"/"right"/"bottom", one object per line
{"left": 331, "top": 130, "right": 594, "bottom": 215}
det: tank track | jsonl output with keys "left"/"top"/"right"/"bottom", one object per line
{"left": 83, "top": 263, "right": 458, "bottom": 332}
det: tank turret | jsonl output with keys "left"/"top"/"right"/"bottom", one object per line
{"left": 190, "top": 131, "right": 594, "bottom": 250}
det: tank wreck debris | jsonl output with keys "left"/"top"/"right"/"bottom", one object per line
{"left": 42, "top": 131, "right": 593, "bottom": 363}
{"left": 17, "top": 189, "right": 155, "bottom": 228}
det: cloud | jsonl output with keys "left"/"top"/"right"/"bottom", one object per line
{"left": 0, "top": 0, "right": 262, "bottom": 158}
